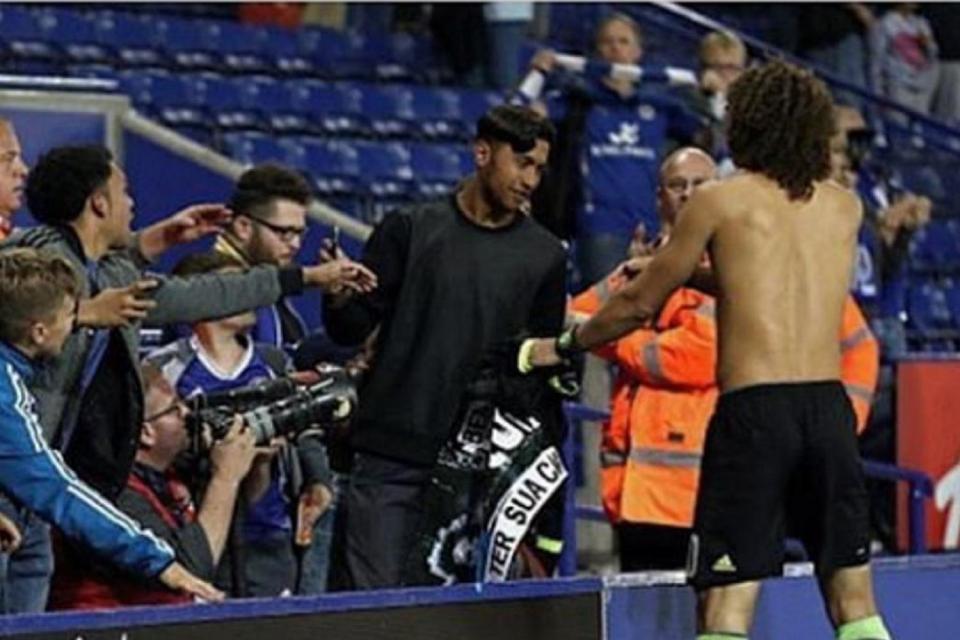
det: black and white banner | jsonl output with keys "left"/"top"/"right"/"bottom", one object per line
{"left": 483, "top": 446, "right": 568, "bottom": 582}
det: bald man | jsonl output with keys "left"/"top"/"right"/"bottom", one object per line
{"left": 0, "top": 120, "right": 28, "bottom": 240}
{"left": 571, "top": 147, "right": 718, "bottom": 571}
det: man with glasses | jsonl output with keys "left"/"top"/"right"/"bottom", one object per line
{"left": 145, "top": 251, "right": 334, "bottom": 598}
{"left": 0, "top": 145, "right": 374, "bottom": 613}
{"left": 214, "top": 163, "right": 316, "bottom": 354}
{"left": 50, "top": 361, "right": 259, "bottom": 609}
{"left": 213, "top": 163, "right": 345, "bottom": 595}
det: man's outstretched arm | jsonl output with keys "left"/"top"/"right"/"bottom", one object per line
{"left": 524, "top": 187, "right": 721, "bottom": 368}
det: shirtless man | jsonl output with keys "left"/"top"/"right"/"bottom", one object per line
{"left": 524, "top": 61, "right": 890, "bottom": 640}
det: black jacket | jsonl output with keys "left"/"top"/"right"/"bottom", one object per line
{"left": 323, "top": 195, "right": 567, "bottom": 466}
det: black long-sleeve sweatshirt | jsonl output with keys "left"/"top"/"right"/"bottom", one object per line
{"left": 323, "top": 195, "right": 568, "bottom": 466}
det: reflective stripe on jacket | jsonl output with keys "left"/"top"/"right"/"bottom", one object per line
{"left": 571, "top": 269, "right": 879, "bottom": 526}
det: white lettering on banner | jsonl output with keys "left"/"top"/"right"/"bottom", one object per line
{"left": 490, "top": 409, "right": 540, "bottom": 468}
{"left": 934, "top": 460, "right": 960, "bottom": 549}
{"left": 483, "top": 447, "right": 568, "bottom": 581}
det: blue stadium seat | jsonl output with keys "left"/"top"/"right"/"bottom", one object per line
{"left": 261, "top": 26, "right": 316, "bottom": 77}
{"left": 345, "top": 31, "right": 414, "bottom": 82}
{"left": 156, "top": 17, "right": 221, "bottom": 71}
{"left": 909, "top": 220, "right": 960, "bottom": 270}
{"left": 92, "top": 11, "right": 166, "bottom": 68}
{"left": 194, "top": 74, "right": 267, "bottom": 131}
{"left": 410, "top": 143, "right": 463, "bottom": 197}
{"left": 212, "top": 21, "right": 273, "bottom": 75}
{"left": 0, "top": 6, "right": 64, "bottom": 72}
{"left": 944, "top": 279, "right": 960, "bottom": 330}
{"left": 907, "top": 280, "right": 953, "bottom": 331}
{"left": 354, "top": 83, "right": 413, "bottom": 138}
{"left": 146, "top": 72, "right": 212, "bottom": 135}
{"left": 240, "top": 77, "right": 303, "bottom": 134}
{"left": 221, "top": 131, "right": 293, "bottom": 165}
{"left": 410, "top": 87, "right": 468, "bottom": 141}
{"left": 355, "top": 141, "right": 413, "bottom": 198}
{"left": 298, "top": 26, "right": 358, "bottom": 79}
{"left": 288, "top": 80, "right": 367, "bottom": 137}
{"left": 458, "top": 89, "right": 504, "bottom": 133}
{"left": 290, "top": 137, "right": 362, "bottom": 198}
{"left": 115, "top": 69, "right": 163, "bottom": 110}
{"left": 37, "top": 8, "right": 114, "bottom": 66}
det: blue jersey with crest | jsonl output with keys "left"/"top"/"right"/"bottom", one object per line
{"left": 545, "top": 75, "right": 703, "bottom": 236}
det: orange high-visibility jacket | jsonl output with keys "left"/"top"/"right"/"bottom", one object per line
{"left": 570, "top": 274, "right": 879, "bottom": 526}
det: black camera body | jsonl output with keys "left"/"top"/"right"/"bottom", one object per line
{"left": 186, "top": 367, "right": 356, "bottom": 450}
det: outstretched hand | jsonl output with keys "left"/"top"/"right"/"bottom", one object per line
{"left": 158, "top": 562, "right": 224, "bottom": 603}
{"left": 138, "top": 204, "right": 232, "bottom": 261}
{"left": 305, "top": 258, "right": 378, "bottom": 296}
{"left": 77, "top": 279, "right": 160, "bottom": 328}
{"left": 0, "top": 512, "right": 21, "bottom": 553}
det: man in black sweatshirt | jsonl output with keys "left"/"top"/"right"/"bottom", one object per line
{"left": 322, "top": 105, "right": 568, "bottom": 589}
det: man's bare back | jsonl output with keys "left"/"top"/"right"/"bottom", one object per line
{"left": 704, "top": 172, "right": 861, "bottom": 391}
{"left": 522, "top": 59, "right": 890, "bottom": 639}
{"left": 525, "top": 170, "right": 861, "bottom": 386}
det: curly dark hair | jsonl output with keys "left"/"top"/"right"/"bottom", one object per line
{"left": 726, "top": 60, "right": 834, "bottom": 201}
{"left": 228, "top": 162, "right": 312, "bottom": 222}
{"left": 26, "top": 145, "right": 113, "bottom": 224}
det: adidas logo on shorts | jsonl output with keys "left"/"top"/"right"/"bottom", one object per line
{"left": 711, "top": 554, "right": 738, "bottom": 573}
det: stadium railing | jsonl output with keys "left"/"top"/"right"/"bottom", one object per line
{"left": 559, "top": 402, "right": 935, "bottom": 576}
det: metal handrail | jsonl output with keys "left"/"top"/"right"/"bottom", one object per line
{"left": 559, "top": 402, "right": 935, "bottom": 575}
{"left": 862, "top": 459, "right": 934, "bottom": 556}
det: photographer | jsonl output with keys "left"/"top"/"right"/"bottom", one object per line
{"left": 49, "top": 363, "right": 258, "bottom": 610}
{"left": 146, "top": 252, "right": 334, "bottom": 598}
{"left": 0, "top": 145, "right": 374, "bottom": 613}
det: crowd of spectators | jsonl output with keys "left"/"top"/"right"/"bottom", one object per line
{"left": 0, "top": 0, "right": 956, "bottom": 619}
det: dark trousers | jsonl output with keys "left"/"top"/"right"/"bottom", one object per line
{"left": 340, "top": 452, "right": 431, "bottom": 589}
{"left": 617, "top": 522, "right": 691, "bottom": 572}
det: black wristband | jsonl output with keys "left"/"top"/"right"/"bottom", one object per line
{"left": 279, "top": 265, "right": 304, "bottom": 296}
{"left": 555, "top": 324, "right": 583, "bottom": 360}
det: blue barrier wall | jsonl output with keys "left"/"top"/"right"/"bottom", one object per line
{"left": 606, "top": 555, "right": 960, "bottom": 639}
{"left": 4, "top": 555, "right": 958, "bottom": 639}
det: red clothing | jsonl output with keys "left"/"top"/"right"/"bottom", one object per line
{"left": 49, "top": 471, "right": 195, "bottom": 610}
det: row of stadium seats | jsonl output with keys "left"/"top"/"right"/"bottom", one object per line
{"left": 94, "top": 70, "right": 503, "bottom": 143}
{"left": 909, "top": 220, "right": 960, "bottom": 271}
{"left": 0, "top": 4, "right": 438, "bottom": 81}
{"left": 223, "top": 133, "right": 472, "bottom": 201}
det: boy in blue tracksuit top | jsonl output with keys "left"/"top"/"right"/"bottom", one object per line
{"left": 0, "top": 248, "right": 221, "bottom": 605}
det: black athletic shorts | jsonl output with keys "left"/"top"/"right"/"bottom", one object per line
{"left": 688, "top": 381, "right": 871, "bottom": 591}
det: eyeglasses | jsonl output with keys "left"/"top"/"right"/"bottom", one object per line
{"left": 664, "top": 177, "right": 710, "bottom": 194}
{"left": 245, "top": 214, "right": 307, "bottom": 244}
{"left": 145, "top": 400, "right": 189, "bottom": 423}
